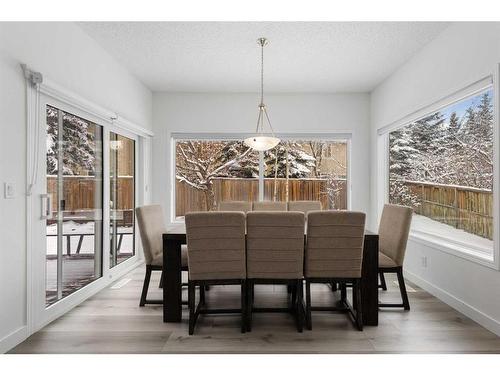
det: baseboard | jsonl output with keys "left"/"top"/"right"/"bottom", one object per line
{"left": 0, "top": 326, "right": 28, "bottom": 354}
{"left": 404, "top": 269, "right": 500, "bottom": 337}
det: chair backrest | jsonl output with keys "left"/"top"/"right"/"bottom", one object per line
{"left": 306, "top": 211, "right": 366, "bottom": 278}
{"left": 252, "top": 201, "right": 287, "bottom": 211}
{"left": 135, "top": 205, "right": 166, "bottom": 265}
{"left": 218, "top": 200, "right": 252, "bottom": 213}
{"left": 288, "top": 200, "right": 322, "bottom": 215}
{"left": 378, "top": 204, "right": 413, "bottom": 266}
{"left": 246, "top": 211, "right": 305, "bottom": 279}
{"left": 185, "top": 211, "right": 246, "bottom": 281}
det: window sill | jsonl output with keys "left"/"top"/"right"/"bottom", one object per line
{"left": 409, "top": 229, "right": 497, "bottom": 270}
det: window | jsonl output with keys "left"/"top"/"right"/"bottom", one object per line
{"left": 45, "top": 105, "right": 103, "bottom": 306}
{"left": 109, "top": 133, "right": 136, "bottom": 268}
{"left": 174, "top": 137, "right": 348, "bottom": 220}
{"left": 388, "top": 87, "right": 494, "bottom": 256}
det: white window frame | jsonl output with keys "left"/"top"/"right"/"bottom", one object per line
{"left": 25, "top": 75, "right": 153, "bottom": 334}
{"left": 377, "top": 73, "right": 499, "bottom": 270}
{"left": 170, "top": 132, "right": 352, "bottom": 224}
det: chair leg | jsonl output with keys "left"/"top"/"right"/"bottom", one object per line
{"left": 295, "top": 280, "right": 304, "bottom": 333}
{"left": 331, "top": 282, "right": 338, "bottom": 292}
{"left": 241, "top": 280, "right": 247, "bottom": 333}
{"left": 246, "top": 280, "right": 254, "bottom": 332}
{"left": 159, "top": 271, "right": 164, "bottom": 289}
{"left": 379, "top": 271, "right": 387, "bottom": 291}
{"left": 340, "top": 282, "right": 347, "bottom": 303}
{"left": 353, "top": 279, "right": 358, "bottom": 310}
{"left": 396, "top": 267, "right": 410, "bottom": 310}
{"left": 139, "top": 266, "right": 152, "bottom": 307}
{"left": 305, "top": 280, "right": 312, "bottom": 330}
{"left": 188, "top": 281, "right": 196, "bottom": 335}
{"left": 200, "top": 284, "right": 206, "bottom": 306}
{"left": 355, "top": 280, "right": 363, "bottom": 331}
{"left": 291, "top": 283, "right": 297, "bottom": 307}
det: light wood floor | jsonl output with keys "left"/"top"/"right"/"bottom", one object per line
{"left": 10, "top": 265, "right": 500, "bottom": 354}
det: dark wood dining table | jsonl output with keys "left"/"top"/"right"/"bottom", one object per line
{"left": 162, "top": 223, "right": 379, "bottom": 326}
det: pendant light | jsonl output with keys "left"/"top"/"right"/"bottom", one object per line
{"left": 244, "top": 38, "right": 280, "bottom": 151}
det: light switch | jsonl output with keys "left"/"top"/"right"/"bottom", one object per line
{"left": 4, "top": 182, "right": 15, "bottom": 199}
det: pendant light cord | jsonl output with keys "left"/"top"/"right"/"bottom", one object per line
{"left": 260, "top": 41, "right": 264, "bottom": 105}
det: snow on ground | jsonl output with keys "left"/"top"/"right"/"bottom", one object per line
{"left": 411, "top": 214, "right": 493, "bottom": 255}
{"left": 46, "top": 220, "right": 134, "bottom": 255}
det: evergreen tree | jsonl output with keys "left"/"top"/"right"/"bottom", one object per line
{"left": 46, "top": 106, "right": 97, "bottom": 176}
{"left": 263, "top": 141, "right": 315, "bottom": 178}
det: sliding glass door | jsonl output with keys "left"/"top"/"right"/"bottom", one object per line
{"left": 109, "top": 132, "right": 136, "bottom": 268}
{"left": 45, "top": 105, "right": 103, "bottom": 306}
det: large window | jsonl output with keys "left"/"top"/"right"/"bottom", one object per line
{"left": 174, "top": 137, "right": 348, "bottom": 219}
{"left": 388, "top": 87, "right": 494, "bottom": 255}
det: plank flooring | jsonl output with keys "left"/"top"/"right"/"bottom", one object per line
{"left": 10, "top": 265, "right": 500, "bottom": 354}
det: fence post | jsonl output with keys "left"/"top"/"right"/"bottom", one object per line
{"left": 454, "top": 187, "right": 459, "bottom": 229}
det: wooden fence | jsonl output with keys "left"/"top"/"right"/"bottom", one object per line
{"left": 175, "top": 177, "right": 347, "bottom": 217}
{"left": 47, "top": 176, "right": 134, "bottom": 225}
{"left": 395, "top": 180, "right": 493, "bottom": 240}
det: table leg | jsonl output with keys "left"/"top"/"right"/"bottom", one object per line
{"left": 163, "top": 235, "right": 182, "bottom": 322}
{"left": 362, "top": 235, "right": 379, "bottom": 326}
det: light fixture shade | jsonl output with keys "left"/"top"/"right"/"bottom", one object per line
{"left": 243, "top": 135, "right": 280, "bottom": 151}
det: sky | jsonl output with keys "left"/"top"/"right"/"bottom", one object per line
{"left": 440, "top": 87, "right": 493, "bottom": 125}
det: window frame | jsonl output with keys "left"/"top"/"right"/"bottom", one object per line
{"left": 26, "top": 79, "right": 151, "bottom": 335}
{"left": 377, "top": 74, "right": 499, "bottom": 269}
{"left": 170, "top": 132, "right": 352, "bottom": 224}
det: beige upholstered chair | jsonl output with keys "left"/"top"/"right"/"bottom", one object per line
{"left": 305, "top": 211, "right": 366, "bottom": 330}
{"left": 246, "top": 211, "right": 305, "bottom": 332}
{"left": 288, "top": 201, "right": 322, "bottom": 216}
{"left": 378, "top": 204, "right": 413, "bottom": 310}
{"left": 185, "top": 211, "right": 247, "bottom": 335}
{"left": 218, "top": 200, "right": 252, "bottom": 213}
{"left": 136, "top": 205, "right": 188, "bottom": 306}
{"left": 252, "top": 201, "right": 287, "bottom": 211}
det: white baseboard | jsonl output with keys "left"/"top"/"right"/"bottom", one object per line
{"left": 404, "top": 269, "right": 500, "bottom": 337}
{"left": 0, "top": 326, "right": 28, "bottom": 354}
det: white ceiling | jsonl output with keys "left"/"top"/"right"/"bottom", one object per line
{"left": 78, "top": 22, "right": 449, "bottom": 93}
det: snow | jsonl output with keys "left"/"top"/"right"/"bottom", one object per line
{"left": 46, "top": 221, "right": 134, "bottom": 255}
{"left": 411, "top": 214, "right": 493, "bottom": 255}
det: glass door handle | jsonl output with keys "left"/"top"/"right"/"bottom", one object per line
{"left": 41, "top": 194, "right": 53, "bottom": 219}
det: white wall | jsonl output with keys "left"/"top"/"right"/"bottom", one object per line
{"left": 0, "top": 22, "right": 152, "bottom": 352}
{"left": 370, "top": 22, "right": 500, "bottom": 335}
{"left": 152, "top": 93, "right": 371, "bottom": 222}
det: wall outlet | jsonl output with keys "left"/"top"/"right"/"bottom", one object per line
{"left": 4, "top": 182, "right": 15, "bottom": 199}
{"left": 421, "top": 256, "right": 428, "bottom": 268}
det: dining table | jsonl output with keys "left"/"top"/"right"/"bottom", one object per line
{"left": 162, "top": 223, "right": 379, "bottom": 326}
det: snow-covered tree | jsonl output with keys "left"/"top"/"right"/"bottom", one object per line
{"left": 263, "top": 141, "right": 315, "bottom": 178}
{"left": 389, "top": 90, "right": 494, "bottom": 206}
{"left": 46, "top": 106, "right": 98, "bottom": 176}
{"left": 307, "top": 141, "right": 324, "bottom": 177}
{"left": 175, "top": 140, "right": 256, "bottom": 210}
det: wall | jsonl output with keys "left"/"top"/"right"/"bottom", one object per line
{"left": 152, "top": 93, "right": 371, "bottom": 222}
{"left": 370, "top": 22, "right": 500, "bottom": 335}
{"left": 0, "top": 22, "right": 152, "bottom": 352}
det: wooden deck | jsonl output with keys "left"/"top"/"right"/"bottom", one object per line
{"left": 11, "top": 265, "right": 500, "bottom": 354}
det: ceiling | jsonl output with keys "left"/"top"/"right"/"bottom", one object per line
{"left": 78, "top": 22, "right": 450, "bottom": 93}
